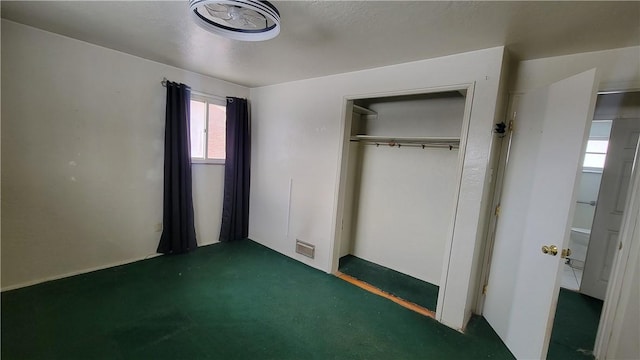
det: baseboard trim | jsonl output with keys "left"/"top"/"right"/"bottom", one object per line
{"left": 1, "top": 253, "right": 164, "bottom": 292}
{"left": 335, "top": 271, "right": 436, "bottom": 319}
{"left": 2, "top": 240, "right": 223, "bottom": 292}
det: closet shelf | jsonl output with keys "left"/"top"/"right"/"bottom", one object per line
{"left": 353, "top": 105, "right": 377, "bottom": 116}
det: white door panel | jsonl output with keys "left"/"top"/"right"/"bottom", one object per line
{"left": 581, "top": 119, "right": 639, "bottom": 299}
{"left": 484, "top": 69, "right": 599, "bottom": 359}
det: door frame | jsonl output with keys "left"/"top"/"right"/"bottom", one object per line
{"left": 593, "top": 90, "right": 640, "bottom": 359}
{"left": 473, "top": 92, "right": 517, "bottom": 313}
{"left": 478, "top": 86, "right": 640, "bottom": 358}
{"left": 328, "top": 83, "right": 475, "bottom": 323}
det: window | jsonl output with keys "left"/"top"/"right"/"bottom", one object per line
{"left": 190, "top": 95, "right": 226, "bottom": 163}
{"left": 583, "top": 139, "right": 608, "bottom": 169}
{"left": 583, "top": 120, "right": 612, "bottom": 171}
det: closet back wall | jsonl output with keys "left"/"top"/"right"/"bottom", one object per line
{"left": 350, "top": 96, "right": 465, "bottom": 285}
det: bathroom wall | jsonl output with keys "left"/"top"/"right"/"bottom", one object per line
{"left": 572, "top": 119, "right": 613, "bottom": 231}
{"left": 573, "top": 172, "right": 603, "bottom": 230}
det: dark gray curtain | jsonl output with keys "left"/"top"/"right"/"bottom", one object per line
{"left": 220, "top": 97, "right": 250, "bottom": 242}
{"left": 157, "top": 81, "right": 197, "bottom": 254}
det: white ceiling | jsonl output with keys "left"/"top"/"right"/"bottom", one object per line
{"left": 2, "top": 1, "right": 639, "bottom": 87}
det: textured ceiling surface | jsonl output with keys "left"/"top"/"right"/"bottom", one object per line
{"left": 2, "top": 1, "right": 639, "bottom": 87}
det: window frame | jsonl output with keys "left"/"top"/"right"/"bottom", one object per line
{"left": 582, "top": 120, "right": 613, "bottom": 173}
{"left": 190, "top": 93, "right": 227, "bottom": 165}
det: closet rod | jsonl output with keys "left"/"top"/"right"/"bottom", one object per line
{"left": 351, "top": 140, "right": 459, "bottom": 150}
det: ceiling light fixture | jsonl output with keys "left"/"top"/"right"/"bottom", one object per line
{"left": 189, "top": 0, "right": 281, "bottom": 41}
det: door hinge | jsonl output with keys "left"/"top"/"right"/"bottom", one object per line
{"left": 495, "top": 204, "right": 501, "bottom": 217}
{"left": 482, "top": 284, "right": 488, "bottom": 295}
{"left": 508, "top": 120, "right": 514, "bottom": 132}
{"left": 619, "top": 242, "right": 623, "bottom": 250}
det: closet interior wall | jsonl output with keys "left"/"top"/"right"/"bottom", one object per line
{"left": 340, "top": 92, "right": 466, "bottom": 286}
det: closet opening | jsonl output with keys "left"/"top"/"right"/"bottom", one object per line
{"left": 331, "top": 86, "right": 473, "bottom": 317}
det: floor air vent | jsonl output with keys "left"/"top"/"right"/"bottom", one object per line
{"left": 295, "top": 240, "right": 315, "bottom": 259}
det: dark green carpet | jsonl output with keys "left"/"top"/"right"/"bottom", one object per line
{"left": 2, "top": 240, "right": 513, "bottom": 359}
{"left": 339, "top": 254, "right": 439, "bottom": 310}
{"left": 547, "top": 288, "right": 603, "bottom": 360}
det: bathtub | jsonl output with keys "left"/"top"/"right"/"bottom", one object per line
{"left": 567, "top": 227, "right": 591, "bottom": 268}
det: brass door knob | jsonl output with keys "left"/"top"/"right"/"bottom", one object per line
{"left": 542, "top": 245, "right": 558, "bottom": 256}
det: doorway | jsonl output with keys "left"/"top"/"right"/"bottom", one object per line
{"left": 549, "top": 91, "right": 640, "bottom": 359}
{"left": 561, "top": 120, "right": 612, "bottom": 291}
{"left": 480, "top": 71, "right": 640, "bottom": 359}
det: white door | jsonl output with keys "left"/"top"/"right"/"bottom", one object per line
{"left": 581, "top": 118, "right": 640, "bottom": 299}
{"left": 483, "top": 69, "right": 599, "bottom": 359}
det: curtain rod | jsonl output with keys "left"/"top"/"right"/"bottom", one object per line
{"left": 161, "top": 77, "right": 226, "bottom": 102}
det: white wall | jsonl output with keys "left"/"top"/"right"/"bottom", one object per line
{"left": 511, "top": 46, "right": 640, "bottom": 93}
{"left": 363, "top": 95, "right": 465, "bottom": 137}
{"left": 1, "top": 20, "right": 248, "bottom": 289}
{"left": 484, "top": 46, "right": 640, "bottom": 351}
{"left": 351, "top": 146, "right": 459, "bottom": 285}
{"left": 249, "top": 46, "right": 506, "bottom": 330}
{"left": 348, "top": 96, "right": 464, "bottom": 285}
{"left": 192, "top": 165, "right": 225, "bottom": 247}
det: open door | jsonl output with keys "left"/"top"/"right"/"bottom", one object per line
{"left": 482, "top": 69, "right": 599, "bottom": 359}
{"left": 581, "top": 118, "right": 640, "bottom": 299}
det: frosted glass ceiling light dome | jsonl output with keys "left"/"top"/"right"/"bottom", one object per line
{"left": 189, "top": 0, "right": 281, "bottom": 41}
